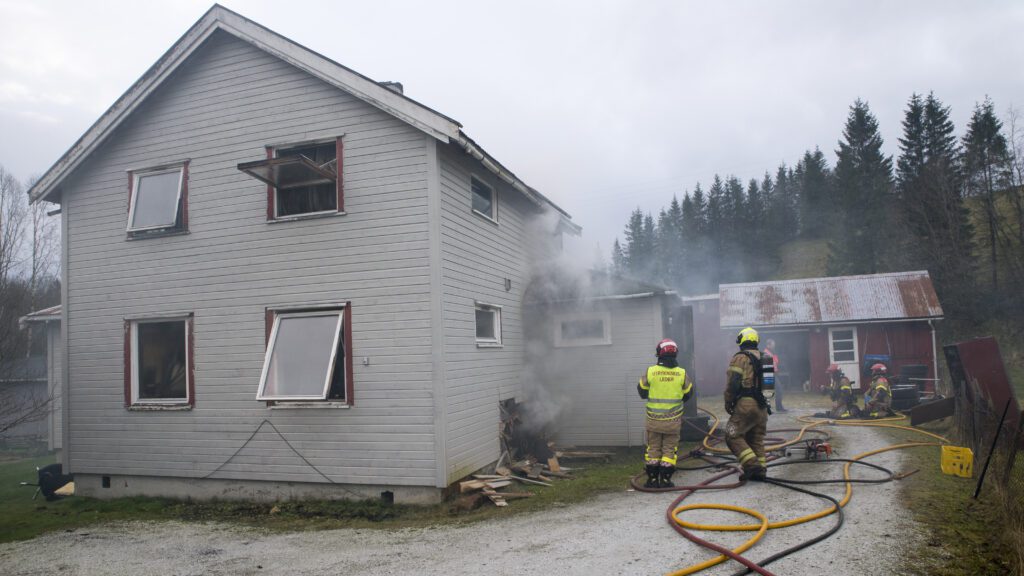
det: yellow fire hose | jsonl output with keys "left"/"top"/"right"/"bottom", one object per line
{"left": 667, "top": 413, "right": 951, "bottom": 575}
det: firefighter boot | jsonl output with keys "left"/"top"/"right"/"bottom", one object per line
{"left": 644, "top": 464, "right": 660, "bottom": 488}
{"left": 659, "top": 465, "right": 675, "bottom": 488}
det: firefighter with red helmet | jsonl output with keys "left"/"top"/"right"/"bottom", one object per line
{"left": 637, "top": 338, "right": 694, "bottom": 488}
{"left": 864, "top": 363, "right": 893, "bottom": 418}
{"left": 724, "top": 327, "right": 769, "bottom": 481}
{"left": 826, "top": 364, "right": 859, "bottom": 419}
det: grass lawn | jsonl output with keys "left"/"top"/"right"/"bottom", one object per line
{"left": 886, "top": 420, "right": 1018, "bottom": 576}
{"left": 0, "top": 448, "right": 644, "bottom": 544}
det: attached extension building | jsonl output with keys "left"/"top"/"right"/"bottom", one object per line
{"left": 28, "top": 5, "right": 577, "bottom": 503}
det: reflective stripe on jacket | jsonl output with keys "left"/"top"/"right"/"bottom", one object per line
{"left": 642, "top": 365, "right": 691, "bottom": 420}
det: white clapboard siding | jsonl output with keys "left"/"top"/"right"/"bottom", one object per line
{"left": 48, "top": 323, "right": 64, "bottom": 451}
{"left": 437, "top": 143, "right": 551, "bottom": 483}
{"left": 546, "top": 298, "right": 665, "bottom": 447}
{"left": 62, "top": 31, "right": 437, "bottom": 487}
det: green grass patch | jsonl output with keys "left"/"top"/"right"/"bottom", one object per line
{"left": 0, "top": 449, "right": 644, "bottom": 543}
{"left": 886, "top": 422, "right": 1018, "bottom": 576}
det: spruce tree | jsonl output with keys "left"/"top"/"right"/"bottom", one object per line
{"left": 963, "top": 97, "right": 1011, "bottom": 291}
{"left": 828, "top": 99, "right": 896, "bottom": 275}
{"left": 896, "top": 92, "right": 977, "bottom": 311}
{"left": 795, "top": 148, "right": 833, "bottom": 238}
{"left": 611, "top": 238, "right": 625, "bottom": 275}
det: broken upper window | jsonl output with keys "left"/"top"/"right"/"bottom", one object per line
{"left": 238, "top": 139, "right": 341, "bottom": 219}
{"left": 128, "top": 165, "right": 187, "bottom": 234}
{"left": 127, "top": 317, "right": 192, "bottom": 405}
{"left": 475, "top": 303, "right": 502, "bottom": 346}
{"left": 471, "top": 176, "right": 496, "bottom": 221}
{"left": 258, "top": 309, "right": 349, "bottom": 402}
{"left": 554, "top": 312, "right": 612, "bottom": 347}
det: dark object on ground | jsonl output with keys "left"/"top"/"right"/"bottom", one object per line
{"left": 891, "top": 384, "right": 921, "bottom": 411}
{"left": 38, "top": 463, "right": 74, "bottom": 501}
{"left": 910, "top": 396, "right": 954, "bottom": 426}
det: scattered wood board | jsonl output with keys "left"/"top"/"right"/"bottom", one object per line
{"left": 547, "top": 457, "right": 561, "bottom": 473}
{"left": 459, "top": 480, "right": 488, "bottom": 493}
{"left": 484, "top": 480, "right": 512, "bottom": 489}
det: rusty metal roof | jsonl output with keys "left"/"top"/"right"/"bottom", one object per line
{"left": 718, "top": 271, "right": 944, "bottom": 328}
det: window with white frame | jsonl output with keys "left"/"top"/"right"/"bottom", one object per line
{"left": 238, "top": 139, "right": 341, "bottom": 219}
{"left": 554, "top": 311, "right": 612, "bottom": 347}
{"left": 127, "top": 164, "right": 187, "bottom": 234}
{"left": 829, "top": 327, "right": 858, "bottom": 363}
{"left": 127, "top": 317, "right": 192, "bottom": 405}
{"left": 471, "top": 176, "right": 496, "bottom": 221}
{"left": 258, "top": 308, "right": 350, "bottom": 402}
{"left": 475, "top": 303, "right": 502, "bottom": 346}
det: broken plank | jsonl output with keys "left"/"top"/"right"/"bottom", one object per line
{"left": 486, "top": 494, "right": 508, "bottom": 507}
{"left": 459, "top": 480, "right": 487, "bottom": 493}
{"left": 548, "top": 457, "right": 562, "bottom": 473}
{"left": 483, "top": 490, "right": 535, "bottom": 499}
{"left": 508, "top": 476, "right": 553, "bottom": 487}
{"left": 484, "top": 480, "right": 512, "bottom": 489}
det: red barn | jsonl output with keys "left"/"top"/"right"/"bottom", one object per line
{"left": 685, "top": 271, "right": 944, "bottom": 396}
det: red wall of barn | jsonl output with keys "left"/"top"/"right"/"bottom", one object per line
{"left": 808, "top": 322, "right": 936, "bottom": 393}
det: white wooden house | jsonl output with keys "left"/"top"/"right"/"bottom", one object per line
{"left": 27, "top": 5, "right": 577, "bottom": 504}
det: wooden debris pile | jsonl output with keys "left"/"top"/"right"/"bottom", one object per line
{"left": 452, "top": 399, "right": 613, "bottom": 509}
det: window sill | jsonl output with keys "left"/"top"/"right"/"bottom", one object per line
{"left": 126, "top": 229, "right": 190, "bottom": 241}
{"left": 267, "top": 211, "right": 347, "bottom": 224}
{"left": 476, "top": 342, "right": 504, "bottom": 349}
{"left": 472, "top": 209, "right": 499, "bottom": 226}
{"left": 267, "top": 401, "right": 352, "bottom": 409}
{"left": 127, "top": 404, "right": 193, "bottom": 411}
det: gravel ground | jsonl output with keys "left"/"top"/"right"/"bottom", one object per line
{"left": 0, "top": 409, "right": 927, "bottom": 576}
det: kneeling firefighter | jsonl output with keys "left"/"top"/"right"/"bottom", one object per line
{"left": 864, "top": 363, "right": 893, "bottom": 418}
{"left": 724, "top": 327, "right": 772, "bottom": 481}
{"left": 826, "top": 364, "right": 860, "bottom": 419}
{"left": 637, "top": 339, "right": 695, "bottom": 488}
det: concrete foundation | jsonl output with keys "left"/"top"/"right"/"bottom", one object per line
{"left": 73, "top": 474, "right": 443, "bottom": 505}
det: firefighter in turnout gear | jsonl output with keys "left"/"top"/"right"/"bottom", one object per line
{"left": 826, "top": 364, "right": 860, "bottom": 419}
{"left": 863, "top": 363, "right": 893, "bottom": 418}
{"left": 637, "top": 339, "right": 694, "bottom": 488}
{"left": 724, "top": 327, "right": 769, "bottom": 481}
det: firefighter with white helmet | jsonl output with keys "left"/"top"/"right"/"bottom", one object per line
{"left": 724, "top": 327, "right": 770, "bottom": 481}
{"left": 637, "top": 338, "right": 694, "bottom": 488}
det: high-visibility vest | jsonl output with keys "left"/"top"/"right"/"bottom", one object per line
{"left": 644, "top": 365, "right": 690, "bottom": 420}
{"left": 872, "top": 377, "right": 890, "bottom": 395}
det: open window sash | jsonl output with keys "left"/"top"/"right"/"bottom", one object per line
{"left": 257, "top": 310, "right": 345, "bottom": 401}
{"left": 237, "top": 155, "right": 337, "bottom": 190}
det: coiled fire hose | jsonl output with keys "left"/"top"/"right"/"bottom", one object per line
{"left": 629, "top": 408, "right": 950, "bottom": 575}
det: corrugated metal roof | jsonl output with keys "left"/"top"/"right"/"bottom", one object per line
{"left": 718, "top": 271, "right": 944, "bottom": 328}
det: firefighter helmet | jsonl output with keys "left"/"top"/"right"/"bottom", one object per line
{"left": 736, "top": 327, "right": 759, "bottom": 347}
{"left": 656, "top": 339, "right": 678, "bottom": 357}
{"left": 870, "top": 363, "right": 887, "bottom": 374}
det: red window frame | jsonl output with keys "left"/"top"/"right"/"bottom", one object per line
{"left": 262, "top": 303, "right": 354, "bottom": 405}
{"left": 266, "top": 137, "right": 344, "bottom": 220}
{"left": 127, "top": 160, "right": 190, "bottom": 233}
{"left": 123, "top": 315, "right": 195, "bottom": 408}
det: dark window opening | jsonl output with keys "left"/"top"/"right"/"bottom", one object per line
{"left": 137, "top": 321, "right": 188, "bottom": 400}
{"left": 237, "top": 140, "right": 342, "bottom": 219}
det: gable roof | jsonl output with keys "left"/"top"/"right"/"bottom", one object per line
{"left": 718, "top": 271, "right": 944, "bottom": 328}
{"left": 27, "top": 4, "right": 577, "bottom": 228}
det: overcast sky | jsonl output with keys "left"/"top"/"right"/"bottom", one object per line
{"left": 2, "top": 0, "right": 1023, "bottom": 262}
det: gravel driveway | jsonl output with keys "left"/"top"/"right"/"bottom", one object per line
{"left": 0, "top": 409, "right": 927, "bottom": 576}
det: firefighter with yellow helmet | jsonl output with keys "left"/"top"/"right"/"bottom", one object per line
{"left": 637, "top": 338, "right": 694, "bottom": 488}
{"left": 724, "top": 327, "right": 771, "bottom": 481}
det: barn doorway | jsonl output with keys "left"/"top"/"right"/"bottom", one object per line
{"left": 762, "top": 330, "right": 810, "bottom": 393}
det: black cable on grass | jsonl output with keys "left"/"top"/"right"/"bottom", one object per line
{"left": 765, "top": 458, "right": 895, "bottom": 484}
{"left": 729, "top": 477, "right": 844, "bottom": 576}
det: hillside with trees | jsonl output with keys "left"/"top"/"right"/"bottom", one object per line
{"left": 608, "top": 95, "right": 1024, "bottom": 329}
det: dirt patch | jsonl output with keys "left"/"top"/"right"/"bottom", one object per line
{"left": 0, "top": 409, "right": 926, "bottom": 575}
